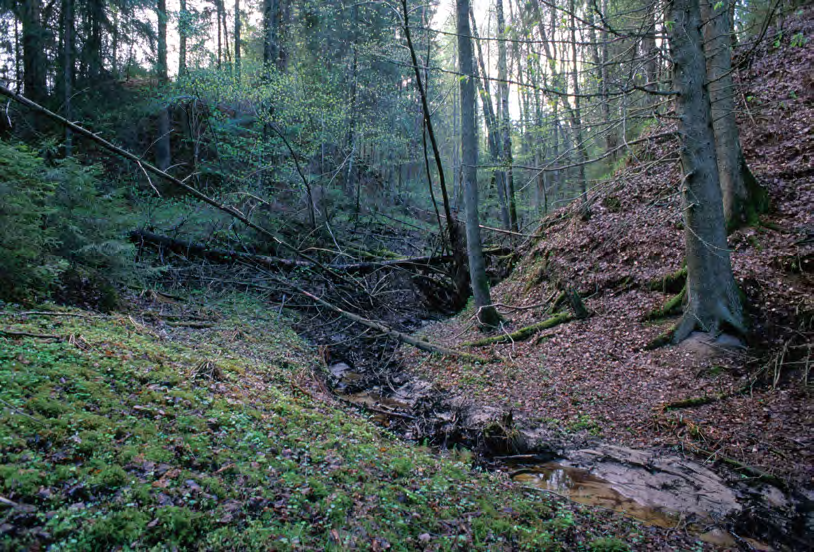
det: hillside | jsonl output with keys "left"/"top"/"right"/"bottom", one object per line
{"left": 1, "top": 292, "right": 719, "bottom": 550}
{"left": 2, "top": 1, "right": 813, "bottom": 550}
{"left": 401, "top": 6, "right": 812, "bottom": 527}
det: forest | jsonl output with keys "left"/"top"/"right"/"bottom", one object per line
{"left": 0, "top": 0, "right": 811, "bottom": 549}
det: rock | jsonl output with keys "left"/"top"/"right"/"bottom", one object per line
{"left": 679, "top": 331, "right": 746, "bottom": 362}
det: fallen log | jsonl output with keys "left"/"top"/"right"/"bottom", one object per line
{"left": 464, "top": 312, "right": 574, "bottom": 347}
{"left": 131, "top": 229, "right": 510, "bottom": 274}
{"left": 281, "top": 280, "right": 490, "bottom": 362}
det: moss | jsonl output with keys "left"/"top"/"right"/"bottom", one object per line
{"left": 643, "top": 285, "right": 686, "bottom": 321}
{"left": 91, "top": 464, "right": 129, "bottom": 489}
{"left": 465, "top": 311, "right": 573, "bottom": 347}
{"left": 590, "top": 537, "right": 631, "bottom": 551}
{"left": 0, "top": 297, "right": 670, "bottom": 550}
{"left": 602, "top": 195, "right": 622, "bottom": 212}
{"left": 647, "top": 266, "right": 687, "bottom": 294}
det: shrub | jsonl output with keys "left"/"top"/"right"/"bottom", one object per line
{"left": 0, "top": 140, "right": 141, "bottom": 306}
{"left": 0, "top": 142, "right": 64, "bottom": 301}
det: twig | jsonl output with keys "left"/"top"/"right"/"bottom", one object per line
{"left": 0, "top": 495, "right": 19, "bottom": 507}
{"left": 0, "top": 311, "right": 90, "bottom": 318}
{"left": 0, "top": 329, "right": 61, "bottom": 339}
{"left": 0, "top": 398, "right": 45, "bottom": 425}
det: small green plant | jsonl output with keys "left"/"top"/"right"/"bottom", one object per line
{"left": 590, "top": 536, "right": 631, "bottom": 552}
{"left": 791, "top": 32, "right": 807, "bottom": 48}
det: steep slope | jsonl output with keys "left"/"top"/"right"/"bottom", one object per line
{"left": 404, "top": 11, "right": 813, "bottom": 486}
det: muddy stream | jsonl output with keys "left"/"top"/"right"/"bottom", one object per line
{"left": 322, "top": 355, "right": 811, "bottom": 551}
{"left": 292, "top": 259, "right": 811, "bottom": 550}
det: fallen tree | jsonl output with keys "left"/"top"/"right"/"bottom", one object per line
{"left": 464, "top": 311, "right": 574, "bottom": 347}
{"left": 131, "top": 229, "right": 511, "bottom": 274}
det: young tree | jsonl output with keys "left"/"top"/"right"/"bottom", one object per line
{"left": 700, "top": 0, "right": 767, "bottom": 229}
{"left": 401, "top": 0, "right": 470, "bottom": 308}
{"left": 457, "top": 0, "right": 500, "bottom": 327}
{"left": 469, "top": 9, "right": 511, "bottom": 231}
{"left": 62, "top": 0, "right": 74, "bottom": 155}
{"left": 234, "top": 0, "right": 241, "bottom": 80}
{"left": 669, "top": 0, "right": 744, "bottom": 342}
{"left": 496, "top": 0, "right": 518, "bottom": 231}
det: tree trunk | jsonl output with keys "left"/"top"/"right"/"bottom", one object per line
{"left": 669, "top": 0, "right": 744, "bottom": 343}
{"left": 156, "top": 0, "right": 172, "bottom": 172}
{"left": 21, "top": 0, "right": 46, "bottom": 103}
{"left": 263, "top": 0, "right": 280, "bottom": 69}
{"left": 63, "top": 0, "right": 74, "bottom": 155}
{"left": 700, "top": 0, "right": 767, "bottom": 230}
{"left": 85, "top": 0, "right": 104, "bottom": 81}
{"left": 642, "top": 3, "right": 658, "bottom": 89}
{"left": 496, "top": 0, "right": 518, "bottom": 232}
{"left": 469, "top": 8, "right": 511, "bottom": 230}
{"left": 402, "top": 0, "right": 469, "bottom": 308}
{"left": 216, "top": 0, "right": 223, "bottom": 68}
{"left": 568, "top": 0, "right": 588, "bottom": 205}
{"left": 234, "top": 0, "right": 241, "bottom": 80}
{"left": 457, "top": 0, "right": 499, "bottom": 327}
{"left": 179, "top": 0, "right": 187, "bottom": 76}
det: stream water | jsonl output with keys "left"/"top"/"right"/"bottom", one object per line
{"left": 328, "top": 361, "right": 810, "bottom": 551}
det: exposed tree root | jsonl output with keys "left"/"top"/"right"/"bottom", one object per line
{"left": 644, "top": 285, "right": 687, "bottom": 321}
{"left": 647, "top": 267, "right": 687, "bottom": 294}
{"left": 464, "top": 312, "right": 573, "bottom": 347}
{"left": 664, "top": 394, "right": 721, "bottom": 410}
{"left": 643, "top": 325, "right": 678, "bottom": 350}
{"left": 685, "top": 443, "right": 786, "bottom": 489}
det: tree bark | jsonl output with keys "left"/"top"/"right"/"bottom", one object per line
{"left": 234, "top": 0, "right": 241, "bottom": 80}
{"left": 669, "top": 0, "right": 744, "bottom": 343}
{"left": 496, "top": 0, "right": 519, "bottom": 232}
{"left": 469, "top": 8, "right": 511, "bottom": 231}
{"left": 63, "top": 0, "right": 74, "bottom": 155}
{"left": 179, "top": 0, "right": 188, "bottom": 76}
{"left": 156, "top": 0, "right": 172, "bottom": 172}
{"left": 700, "top": 0, "right": 767, "bottom": 230}
{"left": 263, "top": 0, "right": 284, "bottom": 70}
{"left": 568, "top": 0, "right": 588, "bottom": 205}
{"left": 21, "top": 0, "right": 46, "bottom": 103}
{"left": 402, "top": 0, "right": 470, "bottom": 309}
{"left": 85, "top": 0, "right": 104, "bottom": 81}
{"left": 457, "top": 0, "right": 500, "bottom": 327}
{"left": 216, "top": 0, "right": 223, "bottom": 68}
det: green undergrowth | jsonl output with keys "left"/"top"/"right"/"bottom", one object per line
{"left": 0, "top": 294, "right": 659, "bottom": 551}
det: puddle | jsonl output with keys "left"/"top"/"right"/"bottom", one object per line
{"left": 511, "top": 462, "right": 781, "bottom": 549}
{"left": 512, "top": 463, "right": 683, "bottom": 529}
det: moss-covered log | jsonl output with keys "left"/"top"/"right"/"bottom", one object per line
{"left": 464, "top": 312, "right": 573, "bottom": 347}
{"left": 664, "top": 394, "right": 719, "bottom": 410}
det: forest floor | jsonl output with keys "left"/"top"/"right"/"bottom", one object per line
{"left": 0, "top": 294, "right": 704, "bottom": 551}
{"left": 2, "top": 9, "right": 812, "bottom": 552}
{"left": 403, "top": 11, "right": 813, "bottom": 492}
